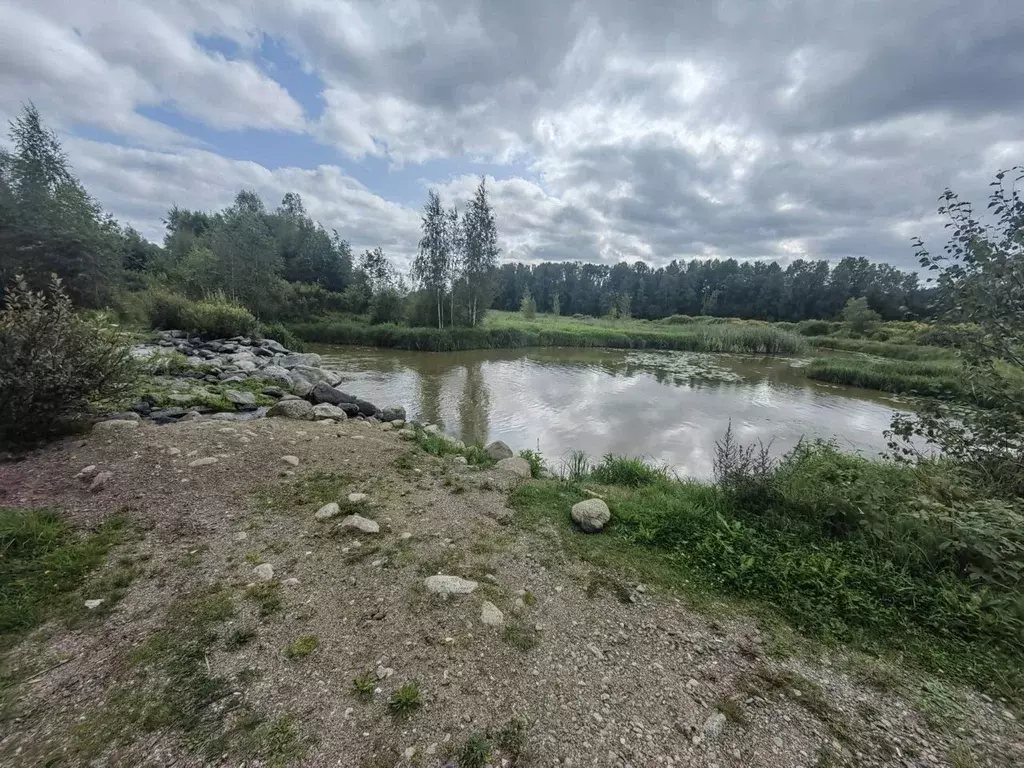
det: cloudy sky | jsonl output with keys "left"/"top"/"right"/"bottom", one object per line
{"left": 2, "top": 0, "right": 1021, "bottom": 272}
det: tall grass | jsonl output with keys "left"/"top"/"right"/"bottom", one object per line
{"left": 806, "top": 358, "right": 965, "bottom": 399}
{"left": 809, "top": 336, "right": 955, "bottom": 361}
{"left": 290, "top": 313, "right": 806, "bottom": 356}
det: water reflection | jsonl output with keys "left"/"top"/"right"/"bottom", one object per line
{"left": 316, "top": 346, "right": 908, "bottom": 479}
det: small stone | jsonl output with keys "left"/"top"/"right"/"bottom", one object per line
{"left": 347, "top": 492, "right": 367, "bottom": 503}
{"left": 267, "top": 399, "right": 313, "bottom": 420}
{"left": 571, "top": 498, "right": 611, "bottom": 533}
{"left": 89, "top": 471, "right": 113, "bottom": 492}
{"left": 376, "top": 665, "right": 394, "bottom": 680}
{"left": 253, "top": 563, "right": 275, "bottom": 581}
{"left": 315, "top": 502, "right": 340, "bottom": 520}
{"left": 403, "top": 747, "right": 416, "bottom": 760}
{"left": 424, "top": 575, "right": 478, "bottom": 596}
{"left": 702, "top": 712, "right": 727, "bottom": 741}
{"left": 166, "top": 447, "right": 181, "bottom": 456}
{"left": 381, "top": 405, "right": 406, "bottom": 422}
{"left": 495, "top": 456, "right": 531, "bottom": 477}
{"left": 340, "top": 514, "right": 379, "bottom": 534}
{"left": 93, "top": 419, "right": 139, "bottom": 432}
{"left": 84, "top": 599, "right": 105, "bottom": 610}
{"left": 189, "top": 457, "right": 218, "bottom": 467}
{"left": 400, "top": 532, "right": 412, "bottom": 540}
{"left": 281, "top": 455, "right": 300, "bottom": 466}
{"left": 75, "top": 465, "right": 98, "bottom": 481}
{"left": 283, "top": 577, "right": 300, "bottom": 586}
{"left": 233, "top": 531, "right": 248, "bottom": 541}
{"left": 481, "top": 600, "right": 504, "bottom": 626}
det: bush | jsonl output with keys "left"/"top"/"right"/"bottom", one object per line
{"left": 147, "top": 289, "right": 192, "bottom": 330}
{"left": 183, "top": 296, "right": 258, "bottom": 339}
{"left": 1, "top": 276, "right": 139, "bottom": 446}
{"left": 368, "top": 287, "right": 406, "bottom": 325}
{"left": 258, "top": 322, "right": 304, "bottom": 352}
{"left": 797, "top": 319, "right": 832, "bottom": 336}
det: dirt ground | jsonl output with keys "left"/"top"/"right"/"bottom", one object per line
{"left": 0, "top": 417, "right": 1020, "bottom": 767}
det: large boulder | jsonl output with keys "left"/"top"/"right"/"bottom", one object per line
{"left": 495, "top": 456, "right": 532, "bottom": 478}
{"left": 355, "top": 399, "right": 377, "bottom": 417}
{"left": 260, "top": 338, "right": 289, "bottom": 355}
{"left": 571, "top": 498, "right": 611, "bottom": 533}
{"left": 312, "top": 403, "right": 348, "bottom": 421}
{"left": 291, "top": 377, "right": 314, "bottom": 399}
{"left": 486, "top": 440, "right": 514, "bottom": 461}
{"left": 338, "top": 402, "right": 361, "bottom": 417}
{"left": 267, "top": 399, "right": 314, "bottom": 420}
{"left": 291, "top": 365, "right": 333, "bottom": 385}
{"left": 278, "top": 352, "right": 322, "bottom": 369}
{"left": 381, "top": 405, "right": 406, "bottom": 422}
{"left": 225, "top": 389, "right": 257, "bottom": 408}
{"left": 257, "top": 366, "right": 293, "bottom": 387}
{"left": 311, "top": 382, "right": 355, "bottom": 406}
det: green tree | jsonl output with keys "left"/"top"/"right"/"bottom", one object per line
{"left": 520, "top": 288, "right": 536, "bottom": 320}
{"left": 841, "top": 296, "right": 881, "bottom": 335}
{"left": 0, "top": 104, "right": 123, "bottom": 307}
{"left": 413, "top": 189, "right": 451, "bottom": 329}
{"left": 890, "top": 168, "right": 1024, "bottom": 493}
{"left": 461, "top": 176, "right": 499, "bottom": 327}
{"left": 551, "top": 292, "right": 560, "bottom": 316}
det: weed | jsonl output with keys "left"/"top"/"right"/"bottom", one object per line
{"left": 522, "top": 590, "right": 537, "bottom": 606}
{"left": 235, "top": 714, "right": 307, "bottom": 767}
{"left": 916, "top": 680, "right": 971, "bottom": 730}
{"left": 253, "top": 471, "right": 351, "bottom": 514}
{"left": 518, "top": 449, "right": 545, "bottom": 478}
{"left": 456, "top": 732, "right": 492, "bottom": 768}
{"left": 245, "top": 582, "right": 283, "bottom": 617}
{"left": 283, "top": 636, "right": 319, "bottom": 659}
{"left": 244, "top": 551, "right": 261, "bottom": 564}
{"left": 503, "top": 622, "right": 540, "bottom": 652}
{"left": 590, "top": 454, "right": 666, "bottom": 487}
{"left": 225, "top": 627, "right": 256, "bottom": 650}
{"left": 237, "top": 667, "right": 262, "bottom": 685}
{"left": 493, "top": 716, "right": 529, "bottom": 758}
{"left": 948, "top": 742, "right": 978, "bottom": 768}
{"left": 388, "top": 681, "right": 422, "bottom": 718}
{"left": 750, "top": 666, "right": 855, "bottom": 745}
{"left": 352, "top": 672, "right": 376, "bottom": 700}
{"left": 714, "top": 696, "right": 748, "bottom": 725}
{"left": 560, "top": 449, "right": 591, "bottom": 483}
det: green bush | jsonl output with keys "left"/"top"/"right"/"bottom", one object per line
{"left": 797, "top": 319, "right": 833, "bottom": 336}
{"left": 182, "top": 296, "right": 258, "bottom": 339}
{"left": 258, "top": 322, "right": 304, "bottom": 352}
{"left": 590, "top": 454, "right": 666, "bottom": 487}
{"left": 368, "top": 287, "right": 405, "bottom": 325}
{"left": 147, "top": 289, "right": 192, "bottom": 330}
{"left": 1, "top": 276, "right": 139, "bottom": 446}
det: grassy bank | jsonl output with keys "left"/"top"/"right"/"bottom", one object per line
{"left": 290, "top": 311, "right": 807, "bottom": 355}
{"left": 805, "top": 358, "right": 966, "bottom": 399}
{"left": 513, "top": 446, "right": 1024, "bottom": 704}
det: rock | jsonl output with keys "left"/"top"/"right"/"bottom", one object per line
{"left": 390, "top": 419, "right": 405, "bottom": 429}
{"left": 189, "top": 457, "right": 218, "bottom": 467}
{"left": 423, "top": 424, "right": 441, "bottom": 435}
{"left": 355, "top": 399, "right": 377, "bottom": 417}
{"left": 347, "top": 492, "right": 367, "bottom": 503}
{"left": 485, "top": 440, "right": 514, "bottom": 461}
{"left": 571, "top": 498, "right": 611, "bottom": 533}
{"left": 93, "top": 419, "right": 139, "bottom": 432}
{"left": 311, "top": 403, "right": 348, "bottom": 420}
{"left": 278, "top": 352, "right": 322, "bottom": 369}
{"left": 75, "top": 465, "right": 98, "bottom": 481}
{"left": 166, "top": 447, "right": 181, "bottom": 456}
{"left": 281, "top": 455, "right": 300, "bottom": 466}
{"left": 179, "top": 411, "right": 204, "bottom": 422}
{"left": 311, "top": 382, "right": 354, "bottom": 406}
{"left": 381, "top": 405, "right": 406, "bottom": 422}
{"left": 340, "top": 514, "right": 379, "bottom": 534}
{"left": 425, "top": 575, "right": 478, "bottom": 596}
{"left": 253, "top": 563, "right": 275, "bottom": 581}
{"left": 89, "top": 471, "right": 113, "bottom": 492}
{"left": 398, "top": 427, "right": 416, "bottom": 438}
{"left": 104, "top": 411, "right": 141, "bottom": 422}
{"left": 291, "top": 377, "right": 314, "bottom": 398}
{"left": 262, "top": 386, "right": 284, "bottom": 398}
{"left": 225, "top": 389, "right": 257, "bottom": 407}
{"left": 452, "top": 456, "right": 468, "bottom": 465}
{"left": 702, "top": 711, "right": 727, "bottom": 741}
{"left": 260, "top": 338, "right": 289, "bottom": 354}
{"left": 149, "top": 407, "right": 187, "bottom": 420}
{"left": 495, "top": 456, "right": 532, "bottom": 478}
{"left": 338, "top": 402, "right": 361, "bottom": 417}
{"left": 481, "top": 600, "right": 504, "bottom": 626}
{"left": 257, "top": 366, "right": 293, "bottom": 387}
{"left": 279, "top": 394, "right": 302, "bottom": 401}
{"left": 291, "top": 365, "right": 334, "bottom": 385}
{"left": 267, "top": 399, "right": 313, "bottom": 420}
{"left": 84, "top": 599, "right": 105, "bottom": 610}
{"left": 315, "top": 502, "right": 340, "bottom": 520}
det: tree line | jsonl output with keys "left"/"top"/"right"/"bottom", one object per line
{"left": 2, "top": 104, "right": 932, "bottom": 328}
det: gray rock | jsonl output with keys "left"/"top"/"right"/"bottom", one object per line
{"left": 89, "top": 471, "right": 113, "bottom": 492}
{"left": 340, "top": 514, "right": 379, "bottom": 534}
{"left": 84, "top": 598, "right": 105, "bottom": 610}
{"left": 381, "top": 405, "right": 407, "bottom": 422}
{"left": 75, "top": 465, "right": 98, "bottom": 481}
{"left": 234, "top": 359, "right": 257, "bottom": 372}
{"left": 189, "top": 457, "right": 219, "bottom": 467}
{"left": 702, "top": 711, "right": 727, "bottom": 741}
{"left": 347, "top": 492, "right": 367, "bottom": 503}
{"left": 571, "top": 498, "right": 611, "bottom": 533}
{"left": 311, "top": 381, "right": 354, "bottom": 405}
{"left": 355, "top": 399, "right": 377, "bottom": 417}
{"left": 291, "top": 365, "right": 333, "bottom": 384}
{"left": 398, "top": 427, "right": 416, "bottom": 438}
{"left": 253, "top": 563, "right": 275, "bottom": 581}
{"left": 149, "top": 407, "right": 187, "bottom": 420}
{"left": 338, "top": 402, "right": 361, "bottom": 417}
{"left": 390, "top": 419, "right": 405, "bottom": 429}
{"left": 424, "top": 575, "right": 478, "bottom": 596}
{"left": 281, "top": 455, "right": 300, "bottom": 466}
{"left": 290, "top": 376, "right": 314, "bottom": 398}
{"left": 225, "top": 389, "right": 257, "bottom": 407}
{"left": 267, "top": 399, "right": 313, "bottom": 420}
{"left": 260, "top": 339, "right": 289, "bottom": 355}
{"left": 262, "top": 386, "right": 284, "bottom": 398}
{"left": 481, "top": 600, "right": 504, "bottom": 626}
{"left": 423, "top": 424, "right": 441, "bottom": 435}
{"left": 311, "top": 403, "right": 348, "bottom": 420}
{"left": 495, "top": 456, "right": 532, "bottom": 478}
{"left": 257, "top": 365, "right": 293, "bottom": 387}
{"left": 315, "top": 502, "right": 340, "bottom": 520}
{"left": 279, "top": 393, "right": 302, "bottom": 401}
{"left": 485, "top": 440, "right": 514, "bottom": 461}
{"left": 104, "top": 411, "right": 142, "bottom": 422}
{"left": 323, "top": 370, "right": 345, "bottom": 386}
{"left": 93, "top": 419, "right": 139, "bottom": 432}
{"left": 278, "top": 353, "right": 322, "bottom": 369}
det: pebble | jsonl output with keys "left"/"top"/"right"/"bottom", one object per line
{"left": 281, "top": 455, "right": 300, "bottom": 466}
{"left": 425, "top": 575, "right": 479, "bottom": 596}
{"left": 347, "top": 492, "right": 367, "bottom": 503}
{"left": 340, "top": 515, "right": 379, "bottom": 534}
{"left": 315, "top": 502, "right": 340, "bottom": 520}
{"left": 89, "top": 471, "right": 113, "bottom": 492}
{"left": 84, "top": 599, "right": 105, "bottom": 609}
{"left": 481, "top": 600, "right": 504, "bottom": 626}
{"left": 189, "top": 457, "right": 218, "bottom": 467}
{"left": 253, "top": 563, "right": 275, "bottom": 581}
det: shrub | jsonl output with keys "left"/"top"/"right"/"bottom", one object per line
{"left": 147, "top": 288, "right": 192, "bottom": 330}
{"left": 259, "top": 322, "right": 304, "bottom": 352}
{"left": 368, "top": 287, "right": 406, "bottom": 325}
{"left": 183, "top": 295, "right": 258, "bottom": 338}
{"left": 1, "top": 276, "right": 139, "bottom": 446}
{"left": 797, "top": 319, "right": 832, "bottom": 336}
{"left": 590, "top": 454, "right": 666, "bottom": 487}
{"left": 518, "top": 449, "right": 545, "bottom": 478}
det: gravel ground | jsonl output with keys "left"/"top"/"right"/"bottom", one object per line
{"left": 0, "top": 417, "right": 1021, "bottom": 767}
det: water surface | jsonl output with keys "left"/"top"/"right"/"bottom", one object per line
{"left": 313, "top": 345, "right": 908, "bottom": 479}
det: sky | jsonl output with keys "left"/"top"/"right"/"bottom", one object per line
{"left": 1, "top": 0, "right": 1021, "bottom": 274}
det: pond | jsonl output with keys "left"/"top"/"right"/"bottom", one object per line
{"left": 312, "top": 345, "right": 909, "bottom": 479}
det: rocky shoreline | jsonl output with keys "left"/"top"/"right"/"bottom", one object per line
{"left": 109, "top": 330, "right": 406, "bottom": 427}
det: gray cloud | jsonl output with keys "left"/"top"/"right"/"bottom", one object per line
{"left": 2, "top": 0, "right": 1022, "bottom": 274}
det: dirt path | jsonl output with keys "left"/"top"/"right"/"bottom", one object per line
{"left": 1, "top": 418, "right": 1020, "bottom": 767}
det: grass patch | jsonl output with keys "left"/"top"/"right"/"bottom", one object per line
{"left": 0, "top": 508, "right": 131, "bottom": 650}
{"left": 503, "top": 622, "right": 540, "bottom": 652}
{"left": 352, "top": 671, "right": 376, "bottom": 700}
{"left": 253, "top": 471, "right": 352, "bottom": 514}
{"left": 225, "top": 627, "right": 256, "bottom": 650}
{"left": 283, "top": 635, "right": 319, "bottom": 659}
{"left": 245, "top": 581, "right": 283, "bottom": 617}
{"left": 750, "top": 666, "right": 855, "bottom": 745}
{"left": 388, "top": 681, "right": 422, "bottom": 718}
{"left": 805, "top": 357, "right": 966, "bottom": 400}
{"left": 589, "top": 454, "right": 666, "bottom": 487}
{"left": 915, "top": 680, "right": 972, "bottom": 730}
{"left": 714, "top": 696, "right": 748, "bottom": 725}
{"left": 584, "top": 572, "right": 633, "bottom": 604}
{"left": 456, "top": 732, "right": 492, "bottom": 768}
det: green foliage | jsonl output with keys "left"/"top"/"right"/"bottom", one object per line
{"left": 283, "top": 635, "right": 319, "bottom": 659}
{"left": 0, "top": 508, "right": 128, "bottom": 650}
{"left": 798, "top": 319, "right": 834, "bottom": 336}
{"left": 368, "top": 286, "right": 405, "bottom": 325}
{"left": 517, "top": 449, "right": 545, "bottom": 478}
{"left": 182, "top": 295, "right": 259, "bottom": 338}
{"left": 503, "top": 622, "right": 540, "bottom": 652}
{"left": 519, "top": 289, "right": 537, "bottom": 320}
{"left": 456, "top": 733, "right": 492, "bottom": 768}
{"left": 805, "top": 357, "right": 966, "bottom": 400}
{"left": 1, "top": 275, "right": 139, "bottom": 445}
{"left": 387, "top": 681, "right": 422, "bottom": 717}
{"left": 259, "top": 322, "right": 304, "bottom": 352}
{"left": 560, "top": 450, "right": 591, "bottom": 483}
{"left": 352, "top": 672, "right": 376, "bottom": 699}
{"left": 841, "top": 297, "right": 881, "bottom": 336}
{"left": 590, "top": 454, "right": 666, "bottom": 487}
